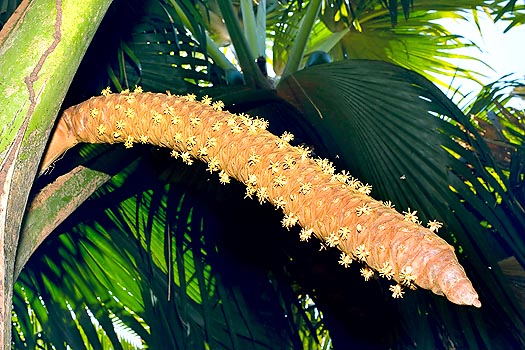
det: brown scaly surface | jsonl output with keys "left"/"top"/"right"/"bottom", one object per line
{"left": 41, "top": 88, "right": 481, "bottom": 307}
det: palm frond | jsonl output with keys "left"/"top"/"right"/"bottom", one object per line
{"left": 276, "top": 59, "right": 525, "bottom": 348}
{"left": 15, "top": 152, "right": 332, "bottom": 349}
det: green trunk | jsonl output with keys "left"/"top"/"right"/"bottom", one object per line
{"left": 0, "top": 0, "right": 112, "bottom": 348}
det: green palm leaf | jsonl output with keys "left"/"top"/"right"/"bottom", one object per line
{"left": 15, "top": 152, "right": 332, "bottom": 349}
{"left": 276, "top": 58, "right": 525, "bottom": 347}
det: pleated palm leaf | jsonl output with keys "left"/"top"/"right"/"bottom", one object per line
{"left": 7, "top": 0, "right": 525, "bottom": 349}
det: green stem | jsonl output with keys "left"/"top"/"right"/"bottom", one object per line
{"left": 0, "top": 0, "right": 113, "bottom": 347}
{"left": 240, "top": 0, "right": 259, "bottom": 58}
{"left": 167, "top": 0, "right": 236, "bottom": 72}
{"left": 217, "top": 0, "right": 271, "bottom": 89}
{"left": 281, "top": 0, "right": 322, "bottom": 78}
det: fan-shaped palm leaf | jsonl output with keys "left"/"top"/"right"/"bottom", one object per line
{"left": 276, "top": 59, "right": 525, "bottom": 347}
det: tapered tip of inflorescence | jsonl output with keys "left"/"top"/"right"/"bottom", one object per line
{"left": 42, "top": 86, "right": 480, "bottom": 307}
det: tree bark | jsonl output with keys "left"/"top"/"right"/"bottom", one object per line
{"left": 0, "top": 0, "right": 112, "bottom": 348}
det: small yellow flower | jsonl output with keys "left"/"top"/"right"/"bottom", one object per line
{"left": 354, "top": 244, "right": 370, "bottom": 262}
{"left": 389, "top": 284, "right": 404, "bottom": 299}
{"left": 180, "top": 152, "right": 193, "bottom": 165}
{"left": 170, "top": 150, "right": 179, "bottom": 158}
{"left": 245, "top": 185, "right": 256, "bottom": 199}
{"left": 338, "top": 252, "right": 353, "bottom": 268}
{"left": 273, "top": 174, "right": 287, "bottom": 187}
{"left": 316, "top": 158, "right": 336, "bottom": 175}
{"left": 403, "top": 208, "right": 419, "bottom": 223}
{"left": 212, "top": 100, "right": 225, "bottom": 111}
{"left": 355, "top": 203, "right": 372, "bottom": 216}
{"left": 207, "top": 157, "right": 220, "bottom": 173}
{"left": 338, "top": 226, "right": 350, "bottom": 240}
{"left": 152, "top": 112, "right": 163, "bottom": 124}
{"left": 171, "top": 115, "right": 181, "bottom": 125}
{"left": 347, "top": 178, "right": 362, "bottom": 190}
{"left": 281, "top": 212, "right": 299, "bottom": 230}
{"left": 185, "top": 93, "right": 196, "bottom": 101}
{"left": 382, "top": 200, "right": 395, "bottom": 209}
{"left": 247, "top": 152, "right": 261, "bottom": 166}
{"left": 164, "top": 105, "right": 175, "bottom": 116}
{"left": 205, "top": 137, "right": 217, "bottom": 148}
{"left": 124, "top": 93, "right": 136, "bottom": 104}
{"left": 189, "top": 116, "right": 201, "bottom": 127}
{"left": 283, "top": 155, "right": 296, "bottom": 170}
{"left": 90, "top": 108, "right": 99, "bottom": 118}
{"left": 124, "top": 136, "right": 134, "bottom": 148}
{"left": 139, "top": 135, "right": 149, "bottom": 144}
{"left": 101, "top": 87, "right": 112, "bottom": 96}
{"left": 186, "top": 136, "right": 197, "bottom": 149}
{"left": 115, "top": 120, "right": 126, "bottom": 130}
{"left": 247, "top": 123, "right": 259, "bottom": 134}
{"left": 299, "top": 227, "right": 313, "bottom": 242}
{"left": 357, "top": 183, "right": 372, "bottom": 195}
{"left": 120, "top": 88, "right": 130, "bottom": 94}
{"left": 256, "top": 187, "right": 269, "bottom": 204}
{"left": 338, "top": 170, "right": 352, "bottom": 183}
{"left": 124, "top": 95, "right": 135, "bottom": 103}
{"left": 296, "top": 145, "right": 312, "bottom": 160}
{"left": 197, "top": 146, "right": 209, "bottom": 157}
{"left": 280, "top": 131, "right": 294, "bottom": 143}
{"left": 298, "top": 182, "right": 312, "bottom": 195}
{"left": 201, "top": 95, "right": 212, "bottom": 105}
{"left": 125, "top": 108, "right": 135, "bottom": 118}
{"left": 227, "top": 115, "right": 237, "bottom": 126}
{"left": 231, "top": 125, "right": 243, "bottom": 134}
{"left": 427, "top": 220, "right": 443, "bottom": 232}
{"left": 360, "top": 267, "right": 375, "bottom": 281}
{"left": 326, "top": 232, "right": 340, "bottom": 247}
{"left": 378, "top": 262, "right": 394, "bottom": 280}
{"left": 219, "top": 171, "right": 230, "bottom": 184}
{"left": 173, "top": 132, "right": 183, "bottom": 143}
{"left": 247, "top": 174, "right": 257, "bottom": 186}
{"left": 269, "top": 161, "right": 281, "bottom": 173}
{"left": 273, "top": 196, "right": 287, "bottom": 210}
{"left": 256, "top": 118, "right": 269, "bottom": 130}
{"left": 133, "top": 85, "right": 143, "bottom": 93}
{"left": 400, "top": 266, "right": 416, "bottom": 286}
{"left": 96, "top": 124, "right": 106, "bottom": 135}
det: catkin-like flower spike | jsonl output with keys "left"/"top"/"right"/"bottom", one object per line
{"left": 41, "top": 91, "right": 481, "bottom": 308}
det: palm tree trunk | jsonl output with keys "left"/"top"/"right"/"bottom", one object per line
{"left": 0, "top": 1, "right": 112, "bottom": 348}
{"left": 41, "top": 90, "right": 482, "bottom": 308}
